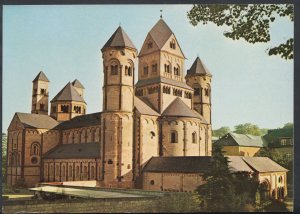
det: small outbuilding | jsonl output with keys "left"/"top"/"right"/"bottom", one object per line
{"left": 213, "top": 132, "right": 267, "bottom": 156}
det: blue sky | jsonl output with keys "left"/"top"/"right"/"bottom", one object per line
{"left": 3, "top": 5, "right": 293, "bottom": 132}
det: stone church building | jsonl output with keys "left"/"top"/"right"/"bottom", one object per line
{"left": 7, "top": 18, "right": 213, "bottom": 188}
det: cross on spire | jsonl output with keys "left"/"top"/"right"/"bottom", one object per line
{"left": 160, "top": 10, "right": 163, "bottom": 19}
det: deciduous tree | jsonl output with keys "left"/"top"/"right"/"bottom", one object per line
{"left": 213, "top": 126, "right": 230, "bottom": 137}
{"left": 234, "top": 123, "right": 262, "bottom": 136}
{"left": 187, "top": 4, "right": 294, "bottom": 59}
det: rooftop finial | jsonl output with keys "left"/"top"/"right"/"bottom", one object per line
{"left": 197, "top": 53, "right": 199, "bottom": 58}
{"left": 119, "top": 22, "right": 121, "bottom": 27}
{"left": 160, "top": 10, "right": 163, "bottom": 19}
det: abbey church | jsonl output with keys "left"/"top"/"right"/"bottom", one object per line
{"left": 7, "top": 18, "right": 212, "bottom": 189}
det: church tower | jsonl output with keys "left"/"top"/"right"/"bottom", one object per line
{"left": 100, "top": 26, "right": 137, "bottom": 188}
{"left": 136, "top": 18, "right": 193, "bottom": 113}
{"left": 50, "top": 82, "right": 86, "bottom": 122}
{"left": 185, "top": 57, "right": 212, "bottom": 124}
{"left": 31, "top": 71, "right": 49, "bottom": 115}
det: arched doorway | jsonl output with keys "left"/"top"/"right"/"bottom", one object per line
{"left": 277, "top": 187, "right": 285, "bottom": 200}
{"left": 259, "top": 179, "right": 271, "bottom": 201}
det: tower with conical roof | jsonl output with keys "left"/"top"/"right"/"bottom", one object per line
{"left": 50, "top": 82, "right": 86, "bottom": 122}
{"left": 186, "top": 57, "right": 212, "bottom": 124}
{"left": 136, "top": 18, "right": 193, "bottom": 113}
{"left": 100, "top": 26, "right": 137, "bottom": 188}
{"left": 31, "top": 71, "right": 50, "bottom": 115}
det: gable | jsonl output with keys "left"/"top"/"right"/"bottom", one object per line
{"left": 161, "top": 34, "right": 185, "bottom": 58}
{"left": 8, "top": 114, "right": 24, "bottom": 131}
{"left": 214, "top": 134, "right": 238, "bottom": 147}
{"left": 138, "top": 34, "right": 160, "bottom": 56}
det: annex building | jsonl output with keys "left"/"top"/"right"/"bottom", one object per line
{"left": 7, "top": 18, "right": 212, "bottom": 188}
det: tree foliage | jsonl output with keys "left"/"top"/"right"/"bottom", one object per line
{"left": 2, "top": 133, "right": 7, "bottom": 182}
{"left": 283, "top": 122, "right": 293, "bottom": 129}
{"left": 234, "top": 123, "right": 262, "bottom": 136}
{"left": 187, "top": 4, "right": 294, "bottom": 59}
{"left": 213, "top": 126, "right": 230, "bottom": 137}
{"left": 196, "top": 145, "right": 259, "bottom": 212}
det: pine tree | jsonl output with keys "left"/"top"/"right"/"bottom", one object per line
{"left": 196, "top": 145, "right": 259, "bottom": 211}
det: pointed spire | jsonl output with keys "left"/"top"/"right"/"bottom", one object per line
{"left": 33, "top": 71, "right": 49, "bottom": 82}
{"left": 101, "top": 26, "right": 136, "bottom": 51}
{"left": 186, "top": 57, "right": 212, "bottom": 76}
{"left": 72, "top": 79, "right": 85, "bottom": 89}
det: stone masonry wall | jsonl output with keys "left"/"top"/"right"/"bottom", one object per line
{"left": 3, "top": 193, "right": 201, "bottom": 213}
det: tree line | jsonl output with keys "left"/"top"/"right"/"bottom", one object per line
{"left": 213, "top": 122, "right": 293, "bottom": 138}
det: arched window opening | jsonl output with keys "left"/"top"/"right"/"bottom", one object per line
{"left": 128, "top": 67, "right": 132, "bottom": 76}
{"left": 40, "top": 88, "right": 46, "bottom": 94}
{"left": 74, "top": 106, "right": 82, "bottom": 114}
{"left": 174, "top": 65, "right": 180, "bottom": 76}
{"left": 143, "top": 65, "right": 149, "bottom": 76}
{"left": 173, "top": 89, "right": 182, "bottom": 97}
{"left": 91, "top": 166, "right": 95, "bottom": 179}
{"left": 170, "top": 131, "right": 178, "bottom": 143}
{"left": 164, "top": 64, "right": 170, "bottom": 73}
{"left": 31, "top": 142, "right": 40, "bottom": 156}
{"left": 83, "top": 166, "right": 87, "bottom": 179}
{"left": 111, "top": 64, "right": 118, "bottom": 75}
{"left": 192, "top": 132, "right": 197, "bottom": 144}
{"left": 62, "top": 165, "right": 65, "bottom": 177}
{"left": 76, "top": 166, "right": 80, "bottom": 179}
{"left": 50, "top": 165, "right": 53, "bottom": 177}
{"left": 170, "top": 39, "right": 176, "bottom": 49}
{"left": 152, "top": 64, "right": 158, "bottom": 73}
{"left": 61, "top": 105, "right": 69, "bottom": 113}
{"left": 56, "top": 166, "right": 59, "bottom": 177}
{"left": 259, "top": 180, "right": 270, "bottom": 201}
{"left": 69, "top": 166, "right": 72, "bottom": 178}
{"left": 148, "top": 41, "right": 153, "bottom": 49}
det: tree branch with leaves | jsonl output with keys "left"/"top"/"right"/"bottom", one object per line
{"left": 187, "top": 4, "right": 293, "bottom": 59}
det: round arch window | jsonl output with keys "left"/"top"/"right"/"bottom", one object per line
{"left": 31, "top": 157, "right": 38, "bottom": 164}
